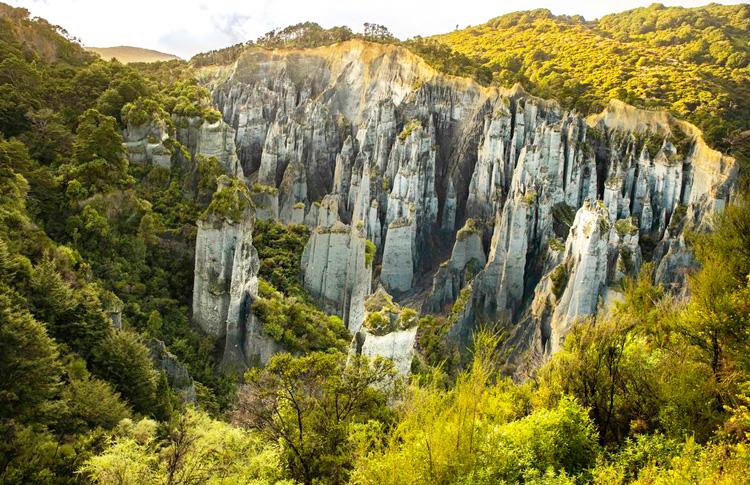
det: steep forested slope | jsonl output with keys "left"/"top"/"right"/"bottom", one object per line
{"left": 0, "top": 5, "right": 247, "bottom": 480}
{"left": 431, "top": 4, "right": 750, "bottom": 160}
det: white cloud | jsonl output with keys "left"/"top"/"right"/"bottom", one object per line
{"left": 6, "top": 0, "right": 746, "bottom": 58}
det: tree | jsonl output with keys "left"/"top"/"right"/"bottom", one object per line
{"left": 674, "top": 199, "right": 750, "bottom": 409}
{"left": 91, "top": 330, "right": 165, "bottom": 417}
{"left": 0, "top": 288, "right": 62, "bottom": 424}
{"left": 0, "top": 286, "right": 68, "bottom": 483}
{"left": 362, "top": 23, "right": 394, "bottom": 41}
{"left": 66, "top": 108, "right": 130, "bottom": 193}
{"left": 20, "top": 108, "right": 72, "bottom": 164}
{"left": 81, "top": 410, "right": 287, "bottom": 484}
{"left": 28, "top": 259, "right": 110, "bottom": 358}
{"left": 537, "top": 316, "right": 656, "bottom": 444}
{"left": 233, "top": 351, "right": 396, "bottom": 484}
{"left": 60, "top": 357, "right": 131, "bottom": 433}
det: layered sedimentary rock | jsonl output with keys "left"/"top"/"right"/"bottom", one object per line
{"left": 191, "top": 39, "right": 736, "bottom": 373}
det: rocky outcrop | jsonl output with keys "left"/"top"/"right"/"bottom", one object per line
{"left": 380, "top": 217, "right": 415, "bottom": 293}
{"left": 122, "top": 118, "right": 172, "bottom": 167}
{"left": 301, "top": 193, "right": 373, "bottom": 333}
{"left": 353, "top": 327, "right": 418, "bottom": 377}
{"left": 192, "top": 213, "right": 239, "bottom": 337}
{"left": 424, "top": 219, "right": 485, "bottom": 313}
{"left": 350, "top": 288, "right": 418, "bottom": 376}
{"left": 175, "top": 116, "right": 245, "bottom": 178}
{"left": 545, "top": 202, "right": 640, "bottom": 353}
{"left": 278, "top": 162, "right": 308, "bottom": 224}
{"left": 192, "top": 178, "right": 276, "bottom": 369}
{"left": 505, "top": 202, "right": 641, "bottom": 374}
{"left": 193, "top": 39, "right": 736, "bottom": 373}
{"left": 147, "top": 339, "right": 196, "bottom": 403}
{"left": 123, "top": 114, "right": 244, "bottom": 180}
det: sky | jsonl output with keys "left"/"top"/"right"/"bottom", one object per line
{"left": 6, "top": 0, "right": 746, "bottom": 59}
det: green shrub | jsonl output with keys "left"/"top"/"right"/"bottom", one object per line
{"left": 200, "top": 176, "right": 251, "bottom": 222}
{"left": 364, "top": 239, "right": 376, "bottom": 267}
{"left": 550, "top": 264, "right": 569, "bottom": 299}
{"left": 398, "top": 119, "right": 422, "bottom": 141}
{"left": 252, "top": 278, "right": 349, "bottom": 353}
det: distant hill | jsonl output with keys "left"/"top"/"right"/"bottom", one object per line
{"left": 87, "top": 46, "right": 180, "bottom": 63}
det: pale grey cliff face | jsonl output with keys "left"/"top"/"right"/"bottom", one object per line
{"left": 188, "top": 40, "right": 736, "bottom": 374}
{"left": 350, "top": 287, "right": 418, "bottom": 375}
{"left": 123, "top": 115, "right": 244, "bottom": 180}
{"left": 178, "top": 117, "right": 245, "bottom": 179}
{"left": 300, "top": 194, "right": 373, "bottom": 333}
{"left": 353, "top": 327, "right": 418, "bottom": 377}
{"left": 122, "top": 118, "right": 172, "bottom": 168}
{"left": 424, "top": 219, "right": 486, "bottom": 313}
{"left": 192, "top": 213, "right": 240, "bottom": 337}
{"left": 192, "top": 180, "right": 276, "bottom": 370}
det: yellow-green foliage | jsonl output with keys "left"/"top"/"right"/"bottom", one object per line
{"left": 432, "top": 4, "right": 750, "bottom": 155}
{"left": 362, "top": 307, "right": 418, "bottom": 336}
{"left": 412, "top": 315, "right": 459, "bottom": 377}
{"left": 80, "top": 410, "right": 288, "bottom": 484}
{"left": 398, "top": 119, "right": 422, "bottom": 141}
{"left": 201, "top": 107, "right": 222, "bottom": 124}
{"left": 549, "top": 236, "right": 565, "bottom": 252}
{"left": 550, "top": 264, "right": 569, "bottom": 299}
{"left": 456, "top": 218, "right": 480, "bottom": 241}
{"left": 399, "top": 307, "right": 418, "bottom": 328}
{"left": 362, "top": 289, "right": 418, "bottom": 335}
{"left": 615, "top": 216, "right": 639, "bottom": 236}
{"left": 522, "top": 189, "right": 537, "bottom": 205}
{"left": 364, "top": 239, "right": 376, "bottom": 267}
{"left": 363, "top": 310, "right": 391, "bottom": 335}
{"left": 448, "top": 283, "right": 473, "bottom": 323}
{"left": 253, "top": 279, "right": 349, "bottom": 353}
{"left": 196, "top": 155, "right": 223, "bottom": 196}
{"left": 251, "top": 182, "right": 279, "bottom": 195}
{"left": 351, "top": 333, "right": 598, "bottom": 484}
{"left": 201, "top": 176, "right": 251, "bottom": 222}
{"left": 120, "top": 96, "right": 172, "bottom": 130}
{"left": 163, "top": 79, "right": 213, "bottom": 119}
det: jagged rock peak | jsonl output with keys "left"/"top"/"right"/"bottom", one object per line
{"left": 191, "top": 39, "right": 737, "bottom": 375}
